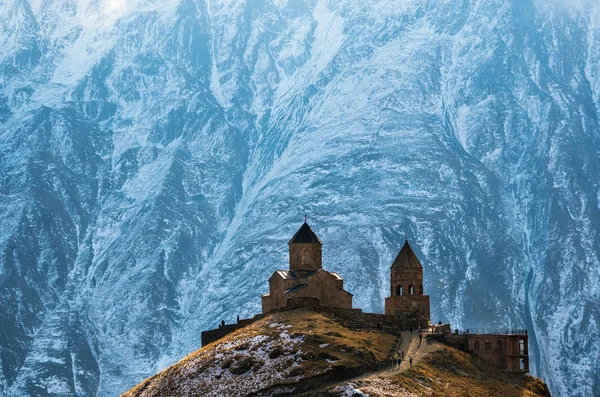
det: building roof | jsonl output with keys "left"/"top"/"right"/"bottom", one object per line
{"left": 329, "top": 272, "right": 344, "bottom": 281}
{"left": 284, "top": 284, "right": 308, "bottom": 294}
{"left": 391, "top": 240, "right": 423, "bottom": 269}
{"left": 272, "top": 269, "right": 322, "bottom": 280}
{"left": 270, "top": 269, "right": 348, "bottom": 284}
{"left": 297, "top": 270, "right": 320, "bottom": 279}
{"left": 288, "top": 222, "right": 322, "bottom": 245}
{"left": 274, "top": 270, "right": 295, "bottom": 280}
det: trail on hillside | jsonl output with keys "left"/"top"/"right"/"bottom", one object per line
{"left": 294, "top": 332, "right": 442, "bottom": 396}
{"left": 394, "top": 331, "right": 441, "bottom": 372}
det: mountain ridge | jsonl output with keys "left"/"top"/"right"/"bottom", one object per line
{"left": 1, "top": 0, "right": 599, "bottom": 396}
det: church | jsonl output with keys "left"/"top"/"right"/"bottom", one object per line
{"left": 384, "top": 239, "right": 431, "bottom": 325}
{"left": 261, "top": 220, "right": 430, "bottom": 327}
{"left": 261, "top": 221, "right": 353, "bottom": 313}
{"left": 203, "top": 220, "right": 529, "bottom": 374}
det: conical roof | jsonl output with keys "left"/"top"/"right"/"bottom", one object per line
{"left": 391, "top": 240, "right": 422, "bottom": 268}
{"left": 288, "top": 222, "right": 322, "bottom": 245}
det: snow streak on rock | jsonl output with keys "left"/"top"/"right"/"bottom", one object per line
{"left": 0, "top": 0, "right": 599, "bottom": 396}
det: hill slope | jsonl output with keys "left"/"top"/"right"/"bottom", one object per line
{"left": 123, "top": 310, "right": 550, "bottom": 397}
{"left": 321, "top": 348, "right": 550, "bottom": 397}
{"left": 123, "top": 310, "right": 395, "bottom": 396}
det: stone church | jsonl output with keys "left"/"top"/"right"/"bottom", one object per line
{"left": 261, "top": 221, "right": 353, "bottom": 313}
{"left": 204, "top": 221, "right": 529, "bottom": 374}
{"left": 384, "top": 239, "right": 431, "bottom": 325}
{"left": 261, "top": 221, "right": 430, "bottom": 327}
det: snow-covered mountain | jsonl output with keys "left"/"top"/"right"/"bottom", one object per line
{"left": 1, "top": 0, "right": 599, "bottom": 395}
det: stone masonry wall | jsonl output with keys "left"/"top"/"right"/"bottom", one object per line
{"left": 201, "top": 319, "right": 258, "bottom": 347}
{"left": 202, "top": 297, "right": 425, "bottom": 346}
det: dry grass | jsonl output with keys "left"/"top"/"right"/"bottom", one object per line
{"left": 332, "top": 347, "right": 551, "bottom": 397}
{"left": 123, "top": 311, "right": 551, "bottom": 397}
{"left": 122, "top": 309, "right": 396, "bottom": 397}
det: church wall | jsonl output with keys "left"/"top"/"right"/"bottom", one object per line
{"left": 289, "top": 243, "right": 322, "bottom": 271}
{"left": 384, "top": 294, "right": 430, "bottom": 325}
{"left": 282, "top": 277, "right": 301, "bottom": 292}
{"left": 261, "top": 295, "right": 270, "bottom": 313}
{"left": 389, "top": 268, "right": 424, "bottom": 295}
{"left": 284, "top": 297, "right": 405, "bottom": 335}
{"left": 283, "top": 271, "right": 352, "bottom": 309}
{"left": 270, "top": 277, "right": 285, "bottom": 308}
{"left": 262, "top": 275, "right": 286, "bottom": 313}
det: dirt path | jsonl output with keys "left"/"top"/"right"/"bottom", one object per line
{"left": 392, "top": 330, "right": 440, "bottom": 373}
{"left": 294, "top": 332, "right": 442, "bottom": 396}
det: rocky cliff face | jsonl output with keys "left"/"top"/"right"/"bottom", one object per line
{"left": 1, "top": 0, "right": 599, "bottom": 395}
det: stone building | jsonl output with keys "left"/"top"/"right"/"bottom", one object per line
{"left": 467, "top": 332, "right": 529, "bottom": 372}
{"left": 261, "top": 221, "right": 353, "bottom": 313}
{"left": 384, "top": 240, "right": 430, "bottom": 326}
{"left": 436, "top": 330, "right": 530, "bottom": 373}
{"left": 204, "top": 222, "right": 531, "bottom": 374}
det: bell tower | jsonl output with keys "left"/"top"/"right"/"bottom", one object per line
{"left": 288, "top": 221, "right": 322, "bottom": 272}
{"left": 384, "top": 240, "right": 430, "bottom": 326}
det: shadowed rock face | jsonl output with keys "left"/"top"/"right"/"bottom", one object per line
{"left": 1, "top": 0, "right": 599, "bottom": 395}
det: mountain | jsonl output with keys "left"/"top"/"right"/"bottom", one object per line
{"left": 122, "top": 309, "right": 551, "bottom": 397}
{"left": 1, "top": 0, "right": 599, "bottom": 395}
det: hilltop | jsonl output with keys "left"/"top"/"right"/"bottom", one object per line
{"left": 317, "top": 348, "right": 550, "bottom": 397}
{"left": 122, "top": 310, "right": 550, "bottom": 397}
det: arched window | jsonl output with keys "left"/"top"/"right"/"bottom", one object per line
{"left": 396, "top": 285, "right": 403, "bottom": 295}
{"left": 485, "top": 340, "right": 492, "bottom": 350}
{"left": 408, "top": 285, "right": 414, "bottom": 295}
{"left": 419, "top": 284, "right": 423, "bottom": 295}
{"left": 496, "top": 340, "right": 502, "bottom": 350}
{"left": 474, "top": 340, "right": 480, "bottom": 349}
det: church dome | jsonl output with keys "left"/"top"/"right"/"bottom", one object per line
{"left": 391, "top": 240, "right": 423, "bottom": 268}
{"left": 288, "top": 222, "right": 322, "bottom": 245}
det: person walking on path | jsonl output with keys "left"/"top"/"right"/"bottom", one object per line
{"left": 419, "top": 333, "right": 423, "bottom": 346}
{"left": 400, "top": 349, "right": 405, "bottom": 359}
{"left": 409, "top": 356, "right": 413, "bottom": 368}
{"left": 393, "top": 353, "right": 399, "bottom": 369}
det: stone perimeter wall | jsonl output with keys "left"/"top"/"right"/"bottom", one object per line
{"left": 200, "top": 319, "right": 256, "bottom": 347}
{"left": 201, "top": 297, "right": 423, "bottom": 347}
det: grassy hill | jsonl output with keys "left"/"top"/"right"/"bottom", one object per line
{"left": 320, "top": 347, "right": 550, "bottom": 397}
{"left": 122, "top": 309, "right": 550, "bottom": 397}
